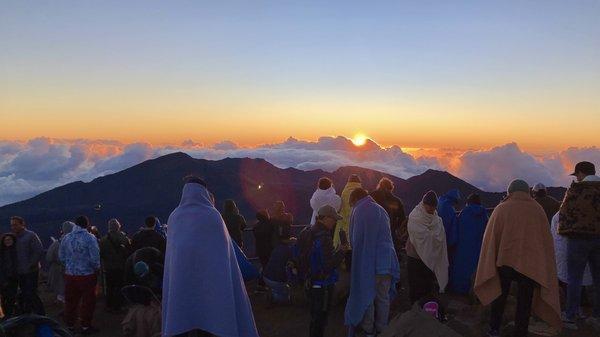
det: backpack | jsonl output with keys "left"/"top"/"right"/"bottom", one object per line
{"left": 294, "top": 227, "right": 313, "bottom": 282}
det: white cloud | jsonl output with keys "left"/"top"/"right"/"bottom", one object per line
{"left": 0, "top": 136, "right": 598, "bottom": 206}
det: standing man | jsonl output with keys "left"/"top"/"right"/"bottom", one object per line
{"left": 130, "top": 216, "right": 166, "bottom": 255}
{"left": 10, "top": 216, "right": 45, "bottom": 315}
{"left": 370, "top": 178, "right": 407, "bottom": 255}
{"left": 345, "top": 188, "right": 400, "bottom": 337}
{"left": 559, "top": 161, "right": 600, "bottom": 329}
{"left": 59, "top": 215, "right": 101, "bottom": 335}
{"left": 532, "top": 183, "right": 560, "bottom": 225}
{"left": 304, "top": 205, "right": 349, "bottom": 337}
{"left": 99, "top": 218, "right": 131, "bottom": 313}
{"left": 475, "top": 180, "right": 561, "bottom": 337}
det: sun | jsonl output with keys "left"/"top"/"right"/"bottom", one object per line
{"left": 352, "top": 134, "right": 368, "bottom": 146}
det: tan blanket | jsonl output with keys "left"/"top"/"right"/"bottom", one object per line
{"left": 474, "top": 191, "right": 561, "bottom": 329}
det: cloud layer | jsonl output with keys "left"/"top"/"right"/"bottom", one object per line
{"left": 0, "top": 136, "right": 598, "bottom": 206}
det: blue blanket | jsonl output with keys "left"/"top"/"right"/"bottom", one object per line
{"left": 162, "top": 183, "right": 259, "bottom": 337}
{"left": 449, "top": 204, "right": 488, "bottom": 294}
{"left": 345, "top": 196, "right": 400, "bottom": 327}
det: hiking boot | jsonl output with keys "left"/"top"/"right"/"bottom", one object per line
{"left": 561, "top": 312, "right": 578, "bottom": 330}
{"left": 81, "top": 326, "right": 100, "bottom": 335}
{"left": 487, "top": 329, "right": 500, "bottom": 337}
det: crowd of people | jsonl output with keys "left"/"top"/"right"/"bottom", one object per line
{"left": 0, "top": 214, "right": 167, "bottom": 335}
{"left": 0, "top": 160, "right": 598, "bottom": 337}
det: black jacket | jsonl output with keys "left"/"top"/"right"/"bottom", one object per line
{"left": 100, "top": 231, "right": 131, "bottom": 271}
{"left": 222, "top": 212, "right": 247, "bottom": 247}
{"left": 370, "top": 189, "right": 407, "bottom": 246}
{"left": 253, "top": 218, "right": 274, "bottom": 264}
{"left": 130, "top": 228, "right": 166, "bottom": 255}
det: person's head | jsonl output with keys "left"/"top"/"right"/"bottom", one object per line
{"left": 61, "top": 221, "right": 75, "bottom": 235}
{"left": 348, "top": 174, "right": 362, "bottom": 184}
{"left": 9, "top": 216, "right": 25, "bottom": 234}
{"left": 107, "top": 218, "right": 121, "bottom": 232}
{"left": 183, "top": 175, "right": 207, "bottom": 187}
{"left": 571, "top": 161, "right": 596, "bottom": 182}
{"left": 507, "top": 179, "right": 530, "bottom": 195}
{"left": 532, "top": 183, "right": 547, "bottom": 198}
{"left": 316, "top": 205, "right": 343, "bottom": 230}
{"left": 145, "top": 216, "right": 157, "bottom": 229}
{"left": 349, "top": 187, "right": 369, "bottom": 207}
{"left": 256, "top": 209, "right": 270, "bottom": 222}
{"left": 134, "top": 261, "right": 150, "bottom": 279}
{"left": 466, "top": 193, "right": 482, "bottom": 206}
{"left": 318, "top": 177, "right": 333, "bottom": 190}
{"left": 422, "top": 191, "right": 438, "bottom": 214}
{"left": 1, "top": 233, "right": 16, "bottom": 249}
{"left": 377, "top": 177, "right": 394, "bottom": 192}
{"left": 89, "top": 226, "right": 100, "bottom": 238}
{"left": 75, "top": 215, "right": 90, "bottom": 229}
{"left": 223, "top": 199, "right": 238, "bottom": 213}
{"left": 272, "top": 200, "right": 285, "bottom": 215}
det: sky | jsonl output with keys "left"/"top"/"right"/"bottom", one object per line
{"left": 2, "top": 1, "right": 599, "bottom": 150}
{"left": 1, "top": 2, "right": 599, "bottom": 205}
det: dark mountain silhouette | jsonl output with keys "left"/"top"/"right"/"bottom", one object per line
{"left": 0, "top": 152, "right": 566, "bottom": 245}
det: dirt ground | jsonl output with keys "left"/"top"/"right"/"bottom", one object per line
{"left": 39, "top": 276, "right": 600, "bottom": 337}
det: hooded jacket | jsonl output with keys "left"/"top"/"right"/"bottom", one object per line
{"left": 310, "top": 187, "right": 341, "bottom": 225}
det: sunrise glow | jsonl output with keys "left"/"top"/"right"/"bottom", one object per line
{"left": 352, "top": 134, "right": 368, "bottom": 147}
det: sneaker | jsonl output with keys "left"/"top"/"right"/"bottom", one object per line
{"left": 487, "top": 329, "right": 500, "bottom": 337}
{"left": 81, "top": 326, "right": 100, "bottom": 335}
{"left": 561, "top": 312, "right": 578, "bottom": 330}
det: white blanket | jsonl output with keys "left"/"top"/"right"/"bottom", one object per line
{"left": 408, "top": 202, "right": 449, "bottom": 291}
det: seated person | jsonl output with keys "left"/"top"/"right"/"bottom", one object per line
{"left": 263, "top": 231, "right": 296, "bottom": 303}
{"left": 124, "top": 247, "right": 164, "bottom": 305}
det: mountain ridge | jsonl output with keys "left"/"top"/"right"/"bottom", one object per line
{"left": 0, "top": 152, "right": 565, "bottom": 245}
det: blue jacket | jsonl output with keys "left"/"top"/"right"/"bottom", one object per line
{"left": 59, "top": 225, "right": 100, "bottom": 276}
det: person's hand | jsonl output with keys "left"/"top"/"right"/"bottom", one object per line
{"left": 340, "top": 243, "right": 351, "bottom": 252}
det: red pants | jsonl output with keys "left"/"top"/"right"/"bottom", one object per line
{"left": 64, "top": 274, "right": 97, "bottom": 327}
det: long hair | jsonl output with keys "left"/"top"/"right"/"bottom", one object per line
{"left": 0, "top": 233, "right": 18, "bottom": 275}
{"left": 223, "top": 199, "right": 239, "bottom": 214}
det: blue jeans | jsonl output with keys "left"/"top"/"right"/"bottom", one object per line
{"left": 566, "top": 237, "right": 600, "bottom": 319}
{"left": 263, "top": 277, "right": 290, "bottom": 303}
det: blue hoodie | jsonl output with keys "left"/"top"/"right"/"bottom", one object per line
{"left": 437, "top": 189, "right": 461, "bottom": 248}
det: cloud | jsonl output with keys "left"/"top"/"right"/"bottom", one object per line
{"left": 0, "top": 136, "right": 598, "bottom": 206}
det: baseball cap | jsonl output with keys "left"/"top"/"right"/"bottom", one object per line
{"left": 317, "top": 205, "right": 343, "bottom": 220}
{"left": 570, "top": 161, "right": 596, "bottom": 176}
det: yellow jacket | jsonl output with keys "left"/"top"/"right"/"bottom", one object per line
{"left": 334, "top": 181, "right": 362, "bottom": 247}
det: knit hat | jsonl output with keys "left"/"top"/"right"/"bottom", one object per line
{"left": 61, "top": 221, "right": 75, "bottom": 235}
{"left": 507, "top": 179, "right": 530, "bottom": 194}
{"left": 134, "top": 261, "right": 150, "bottom": 278}
{"left": 108, "top": 218, "right": 121, "bottom": 232}
{"left": 422, "top": 190, "right": 438, "bottom": 207}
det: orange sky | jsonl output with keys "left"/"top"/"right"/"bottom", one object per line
{"left": 2, "top": 2, "right": 599, "bottom": 152}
